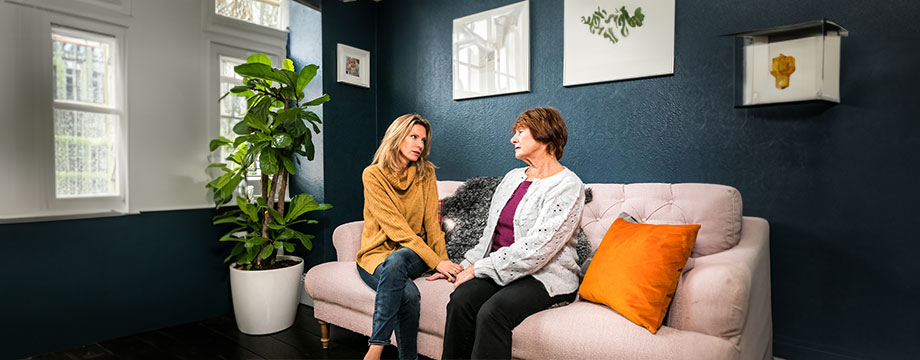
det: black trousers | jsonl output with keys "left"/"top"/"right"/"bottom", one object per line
{"left": 441, "top": 276, "right": 576, "bottom": 360}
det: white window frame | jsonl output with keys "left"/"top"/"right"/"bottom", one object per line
{"left": 203, "top": 0, "right": 290, "bottom": 51}
{"left": 39, "top": 15, "right": 129, "bottom": 216}
{"left": 214, "top": 0, "right": 289, "bottom": 31}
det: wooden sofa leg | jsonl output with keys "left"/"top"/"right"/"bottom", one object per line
{"left": 318, "top": 320, "right": 330, "bottom": 349}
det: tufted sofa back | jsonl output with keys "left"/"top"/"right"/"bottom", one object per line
{"left": 437, "top": 181, "right": 743, "bottom": 257}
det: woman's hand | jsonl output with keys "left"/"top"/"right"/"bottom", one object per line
{"left": 427, "top": 260, "right": 464, "bottom": 282}
{"left": 453, "top": 264, "right": 475, "bottom": 289}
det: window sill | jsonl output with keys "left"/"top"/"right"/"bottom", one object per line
{"left": 0, "top": 209, "right": 138, "bottom": 225}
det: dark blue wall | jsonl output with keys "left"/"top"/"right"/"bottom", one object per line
{"left": 1, "top": 210, "right": 232, "bottom": 359}
{"left": 320, "top": 0, "right": 379, "bottom": 261}
{"left": 288, "top": 1, "right": 330, "bottom": 269}
{"left": 323, "top": 0, "right": 920, "bottom": 358}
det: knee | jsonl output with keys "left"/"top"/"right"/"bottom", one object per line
{"left": 381, "top": 249, "right": 414, "bottom": 275}
{"left": 476, "top": 300, "right": 508, "bottom": 327}
{"left": 447, "top": 286, "right": 471, "bottom": 311}
{"left": 402, "top": 285, "right": 421, "bottom": 307}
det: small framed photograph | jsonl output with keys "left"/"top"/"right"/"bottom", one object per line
{"left": 337, "top": 43, "right": 370, "bottom": 88}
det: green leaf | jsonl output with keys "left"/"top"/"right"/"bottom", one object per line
{"left": 247, "top": 53, "right": 272, "bottom": 66}
{"left": 286, "top": 219, "right": 318, "bottom": 226}
{"left": 267, "top": 207, "right": 285, "bottom": 225}
{"left": 279, "top": 69, "right": 299, "bottom": 89}
{"left": 232, "top": 120, "right": 251, "bottom": 135}
{"left": 235, "top": 63, "right": 287, "bottom": 84}
{"left": 285, "top": 116, "right": 308, "bottom": 138}
{"left": 260, "top": 148, "right": 280, "bottom": 175}
{"left": 249, "top": 236, "right": 270, "bottom": 246}
{"left": 272, "top": 133, "right": 293, "bottom": 149}
{"left": 243, "top": 113, "right": 271, "bottom": 134}
{"left": 303, "top": 131, "right": 315, "bottom": 161}
{"left": 212, "top": 209, "right": 240, "bottom": 222}
{"left": 285, "top": 193, "right": 321, "bottom": 222}
{"left": 220, "top": 232, "right": 247, "bottom": 242}
{"left": 282, "top": 59, "right": 294, "bottom": 71}
{"left": 277, "top": 228, "right": 295, "bottom": 241}
{"left": 297, "top": 232, "right": 313, "bottom": 251}
{"left": 281, "top": 155, "right": 296, "bottom": 175}
{"left": 237, "top": 196, "right": 258, "bottom": 222}
{"left": 230, "top": 85, "right": 251, "bottom": 94}
{"left": 216, "top": 174, "right": 243, "bottom": 207}
{"left": 303, "top": 94, "right": 330, "bottom": 107}
{"left": 213, "top": 216, "right": 242, "bottom": 225}
{"left": 209, "top": 136, "right": 232, "bottom": 151}
{"left": 225, "top": 243, "right": 245, "bottom": 263}
{"left": 260, "top": 245, "right": 274, "bottom": 259}
{"left": 283, "top": 241, "right": 295, "bottom": 253}
{"left": 296, "top": 64, "right": 318, "bottom": 94}
{"left": 274, "top": 108, "right": 303, "bottom": 131}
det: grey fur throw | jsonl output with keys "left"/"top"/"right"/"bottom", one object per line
{"left": 440, "top": 177, "right": 592, "bottom": 266}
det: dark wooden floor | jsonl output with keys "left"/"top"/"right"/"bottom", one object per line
{"left": 25, "top": 305, "right": 413, "bottom": 360}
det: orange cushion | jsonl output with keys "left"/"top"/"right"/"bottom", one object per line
{"left": 579, "top": 218, "right": 700, "bottom": 334}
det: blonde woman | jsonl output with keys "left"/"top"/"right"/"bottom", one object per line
{"left": 357, "top": 114, "right": 464, "bottom": 360}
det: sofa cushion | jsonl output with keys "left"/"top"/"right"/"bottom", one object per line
{"left": 579, "top": 218, "right": 700, "bottom": 333}
{"left": 580, "top": 183, "right": 741, "bottom": 257}
{"left": 304, "top": 260, "right": 454, "bottom": 337}
{"left": 511, "top": 301, "right": 736, "bottom": 360}
{"left": 304, "top": 261, "right": 376, "bottom": 314}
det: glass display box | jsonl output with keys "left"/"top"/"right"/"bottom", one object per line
{"left": 724, "top": 20, "right": 848, "bottom": 107}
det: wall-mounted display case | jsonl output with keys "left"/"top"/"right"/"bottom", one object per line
{"left": 724, "top": 20, "right": 848, "bottom": 107}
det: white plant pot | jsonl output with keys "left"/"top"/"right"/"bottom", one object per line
{"left": 229, "top": 255, "right": 305, "bottom": 335}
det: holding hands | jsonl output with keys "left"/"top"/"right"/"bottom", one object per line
{"left": 452, "top": 264, "right": 475, "bottom": 289}
{"left": 426, "top": 260, "right": 464, "bottom": 282}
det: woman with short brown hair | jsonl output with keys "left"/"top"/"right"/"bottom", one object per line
{"left": 442, "top": 107, "right": 585, "bottom": 359}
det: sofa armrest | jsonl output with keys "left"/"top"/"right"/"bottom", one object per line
{"left": 333, "top": 221, "right": 365, "bottom": 262}
{"left": 667, "top": 217, "right": 770, "bottom": 346}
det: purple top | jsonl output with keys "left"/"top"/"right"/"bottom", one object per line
{"left": 491, "top": 181, "right": 532, "bottom": 252}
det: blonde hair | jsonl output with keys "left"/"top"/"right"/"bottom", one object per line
{"left": 371, "top": 114, "right": 436, "bottom": 180}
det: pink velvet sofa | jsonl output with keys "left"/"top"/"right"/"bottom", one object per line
{"left": 304, "top": 181, "right": 773, "bottom": 359}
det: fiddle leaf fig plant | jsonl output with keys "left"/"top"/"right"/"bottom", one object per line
{"left": 207, "top": 54, "right": 331, "bottom": 270}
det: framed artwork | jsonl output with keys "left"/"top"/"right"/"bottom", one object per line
{"left": 452, "top": 0, "right": 530, "bottom": 100}
{"left": 337, "top": 43, "right": 370, "bottom": 88}
{"left": 563, "top": 0, "right": 675, "bottom": 86}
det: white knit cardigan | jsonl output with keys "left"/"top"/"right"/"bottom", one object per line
{"left": 461, "top": 167, "right": 585, "bottom": 297}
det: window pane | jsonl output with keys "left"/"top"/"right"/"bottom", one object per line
{"left": 216, "top": 0, "right": 282, "bottom": 30}
{"left": 218, "top": 55, "right": 260, "bottom": 178}
{"left": 52, "top": 30, "right": 113, "bottom": 106}
{"left": 54, "top": 109, "right": 118, "bottom": 197}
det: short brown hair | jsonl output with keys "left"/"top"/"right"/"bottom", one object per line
{"left": 512, "top": 107, "right": 568, "bottom": 160}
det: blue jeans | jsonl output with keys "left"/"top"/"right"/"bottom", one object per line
{"left": 358, "top": 247, "right": 429, "bottom": 360}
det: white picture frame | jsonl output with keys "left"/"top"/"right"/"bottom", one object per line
{"left": 337, "top": 43, "right": 370, "bottom": 88}
{"left": 563, "top": 0, "right": 675, "bottom": 86}
{"left": 452, "top": 0, "right": 530, "bottom": 100}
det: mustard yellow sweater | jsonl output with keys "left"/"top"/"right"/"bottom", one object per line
{"left": 356, "top": 163, "right": 448, "bottom": 274}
